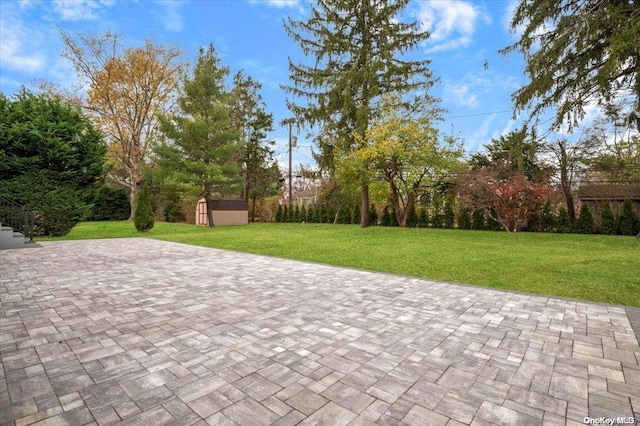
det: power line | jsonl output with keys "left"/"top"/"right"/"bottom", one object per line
{"left": 446, "top": 110, "right": 513, "bottom": 119}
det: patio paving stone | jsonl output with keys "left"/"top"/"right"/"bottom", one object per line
{"left": 1, "top": 238, "right": 639, "bottom": 425}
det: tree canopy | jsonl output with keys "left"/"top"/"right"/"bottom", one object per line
{"left": 57, "top": 30, "right": 184, "bottom": 218}
{"left": 0, "top": 88, "right": 106, "bottom": 235}
{"left": 154, "top": 45, "right": 242, "bottom": 227}
{"left": 284, "top": 0, "right": 439, "bottom": 226}
{"left": 503, "top": 0, "right": 640, "bottom": 132}
{"left": 340, "top": 95, "right": 461, "bottom": 227}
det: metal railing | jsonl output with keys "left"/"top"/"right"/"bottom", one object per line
{"left": 0, "top": 195, "right": 35, "bottom": 242}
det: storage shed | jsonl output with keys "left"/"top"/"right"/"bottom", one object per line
{"left": 577, "top": 184, "right": 640, "bottom": 218}
{"left": 196, "top": 198, "right": 248, "bottom": 226}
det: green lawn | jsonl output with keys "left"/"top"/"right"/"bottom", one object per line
{"left": 40, "top": 221, "right": 640, "bottom": 307}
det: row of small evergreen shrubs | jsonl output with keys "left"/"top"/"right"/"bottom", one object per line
{"left": 573, "top": 200, "right": 640, "bottom": 235}
{"left": 274, "top": 200, "right": 640, "bottom": 235}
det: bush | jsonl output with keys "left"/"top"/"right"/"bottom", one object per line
{"left": 162, "top": 194, "right": 186, "bottom": 223}
{"left": 471, "top": 209, "right": 485, "bottom": 230}
{"left": 538, "top": 200, "right": 555, "bottom": 232}
{"left": 430, "top": 208, "right": 443, "bottom": 228}
{"left": 351, "top": 203, "right": 361, "bottom": 225}
{"left": 381, "top": 206, "right": 397, "bottom": 226}
{"left": 275, "top": 204, "right": 284, "bottom": 222}
{"left": 443, "top": 201, "right": 455, "bottom": 229}
{"left": 91, "top": 186, "right": 130, "bottom": 221}
{"left": 457, "top": 207, "right": 472, "bottom": 230}
{"left": 575, "top": 204, "right": 594, "bottom": 234}
{"left": 337, "top": 205, "right": 351, "bottom": 224}
{"left": 618, "top": 199, "right": 640, "bottom": 236}
{"left": 369, "top": 204, "right": 378, "bottom": 225}
{"left": 556, "top": 207, "right": 572, "bottom": 233}
{"left": 134, "top": 186, "right": 154, "bottom": 232}
{"left": 600, "top": 201, "right": 616, "bottom": 235}
{"left": 407, "top": 203, "right": 418, "bottom": 227}
{"left": 418, "top": 207, "right": 429, "bottom": 228}
{"left": 486, "top": 209, "right": 502, "bottom": 231}
{"left": 38, "top": 187, "right": 89, "bottom": 236}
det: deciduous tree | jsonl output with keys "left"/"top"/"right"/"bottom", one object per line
{"left": 284, "top": 0, "right": 439, "bottom": 226}
{"left": 57, "top": 30, "right": 183, "bottom": 218}
{"left": 342, "top": 96, "right": 460, "bottom": 227}
{"left": 457, "top": 169, "right": 549, "bottom": 232}
{"left": 544, "top": 138, "right": 596, "bottom": 223}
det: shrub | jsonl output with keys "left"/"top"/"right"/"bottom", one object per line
{"left": 38, "top": 187, "right": 89, "bottom": 236}
{"left": 337, "top": 205, "right": 351, "bottom": 224}
{"left": 443, "top": 201, "right": 455, "bottom": 229}
{"left": 430, "top": 208, "right": 443, "bottom": 228}
{"left": 407, "top": 203, "right": 418, "bottom": 227}
{"left": 326, "top": 206, "right": 337, "bottom": 223}
{"left": 618, "top": 199, "right": 640, "bottom": 236}
{"left": 486, "top": 209, "right": 502, "bottom": 231}
{"left": 134, "top": 186, "right": 154, "bottom": 232}
{"left": 600, "top": 201, "right": 616, "bottom": 235}
{"left": 275, "top": 204, "right": 284, "bottom": 222}
{"left": 369, "top": 204, "right": 378, "bottom": 225}
{"left": 471, "top": 209, "right": 485, "bottom": 230}
{"left": 575, "top": 204, "right": 594, "bottom": 234}
{"left": 538, "top": 200, "right": 555, "bottom": 232}
{"left": 91, "top": 186, "right": 130, "bottom": 221}
{"left": 556, "top": 207, "right": 572, "bottom": 233}
{"left": 457, "top": 207, "right": 472, "bottom": 230}
{"left": 418, "top": 206, "right": 429, "bottom": 228}
{"left": 351, "top": 203, "right": 361, "bottom": 225}
{"left": 381, "top": 206, "right": 396, "bottom": 226}
{"left": 162, "top": 194, "right": 186, "bottom": 223}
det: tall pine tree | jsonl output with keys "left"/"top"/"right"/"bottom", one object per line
{"left": 284, "top": 0, "right": 439, "bottom": 227}
{"left": 155, "top": 45, "right": 241, "bottom": 227}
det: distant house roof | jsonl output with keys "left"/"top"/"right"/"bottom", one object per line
{"left": 577, "top": 184, "right": 640, "bottom": 201}
{"left": 293, "top": 189, "right": 317, "bottom": 199}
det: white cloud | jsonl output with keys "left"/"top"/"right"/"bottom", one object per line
{"left": 0, "top": 4, "right": 46, "bottom": 73}
{"left": 249, "top": 0, "right": 300, "bottom": 8}
{"left": 465, "top": 113, "right": 497, "bottom": 153}
{"left": 160, "top": 1, "right": 184, "bottom": 32}
{"left": 490, "top": 118, "right": 515, "bottom": 141}
{"left": 502, "top": 0, "right": 519, "bottom": 34}
{"left": 445, "top": 83, "right": 478, "bottom": 109}
{"left": 237, "top": 59, "right": 285, "bottom": 89}
{"left": 52, "top": 0, "right": 100, "bottom": 21}
{"left": 416, "top": 0, "right": 491, "bottom": 53}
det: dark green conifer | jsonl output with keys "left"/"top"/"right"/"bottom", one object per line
{"left": 134, "top": 186, "right": 154, "bottom": 232}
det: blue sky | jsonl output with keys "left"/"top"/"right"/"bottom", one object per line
{"left": 1, "top": 0, "right": 531, "bottom": 169}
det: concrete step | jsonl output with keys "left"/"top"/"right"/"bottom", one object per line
{"left": 0, "top": 225, "right": 38, "bottom": 250}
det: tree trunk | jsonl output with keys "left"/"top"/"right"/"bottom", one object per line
{"left": 205, "top": 198, "right": 215, "bottom": 228}
{"left": 127, "top": 168, "right": 144, "bottom": 220}
{"left": 251, "top": 196, "right": 257, "bottom": 222}
{"left": 360, "top": 184, "right": 370, "bottom": 227}
{"left": 389, "top": 181, "right": 407, "bottom": 227}
{"left": 128, "top": 183, "right": 140, "bottom": 220}
{"left": 559, "top": 142, "right": 576, "bottom": 223}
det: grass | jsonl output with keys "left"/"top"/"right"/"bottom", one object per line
{"left": 39, "top": 221, "right": 640, "bottom": 307}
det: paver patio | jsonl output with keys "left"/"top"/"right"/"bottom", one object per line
{"left": 1, "top": 238, "right": 639, "bottom": 425}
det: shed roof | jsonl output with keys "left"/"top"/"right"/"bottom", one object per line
{"left": 577, "top": 184, "right": 640, "bottom": 201}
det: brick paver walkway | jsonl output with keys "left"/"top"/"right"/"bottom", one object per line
{"left": 1, "top": 238, "right": 639, "bottom": 425}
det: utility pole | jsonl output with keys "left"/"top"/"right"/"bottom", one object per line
{"left": 282, "top": 118, "right": 296, "bottom": 207}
